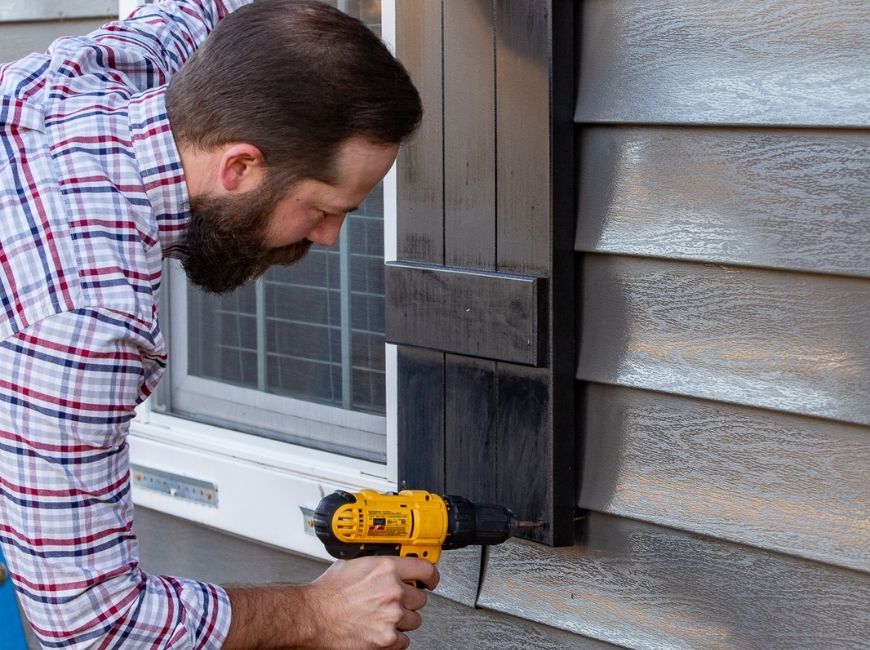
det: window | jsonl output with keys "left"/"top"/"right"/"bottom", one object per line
{"left": 129, "top": 0, "right": 398, "bottom": 558}
{"left": 156, "top": 182, "right": 388, "bottom": 462}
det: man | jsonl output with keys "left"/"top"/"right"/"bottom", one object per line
{"left": 0, "top": 1, "right": 437, "bottom": 648}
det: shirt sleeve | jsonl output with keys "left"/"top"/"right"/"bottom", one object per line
{"left": 48, "top": 0, "right": 253, "bottom": 91}
{"left": 0, "top": 308, "right": 231, "bottom": 649}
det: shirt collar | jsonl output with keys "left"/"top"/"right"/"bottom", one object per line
{"left": 128, "top": 86, "right": 190, "bottom": 256}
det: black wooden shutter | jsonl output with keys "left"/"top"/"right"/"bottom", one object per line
{"left": 388, "top": 0, "right": 575, "bottom": 546}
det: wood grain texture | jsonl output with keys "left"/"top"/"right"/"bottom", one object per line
{"left": 576, "top": 255, "right": 870, "bottom": 425}
{"left": 575, "top": 0, "right": 870, "bottom": 126}
{"left": 580, "top": 384, "right": 870, "bottom": 572}
{"left": 0, "top": 1, "right": 113, "bottom": 23}
{"left": 396, "top": 0, "right": 443, "bottom": 264}
{"left": 0, "top": 18, "right": 111, "bottom": 63}
{"left": 413, "top": 599, "right": 623, "bottom": 650}
{"left": 397, "top": 346, "right": 445, "bottom": 494}
{"left": 445, "top": 355, "right": 497, "bottom": 502}
{"left": 576, "top": 127, "right": 870, "bottom": 278}
{"left": 443, "top": 0, "right": 496, "bottom": 270}
{"left": 494, "top": 0, "right": 551, "bottom": 276}
{"left": 431, "top": 544, "right": 481, "bottom": 608}
{"left": 385, "top": 262, "right": 544, "bottom": 365}
{"left": 479, "top": 515, "right": 870, "bottom": 649}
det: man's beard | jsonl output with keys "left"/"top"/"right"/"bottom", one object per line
{"left": 175, "top": 185, "right": 312, "bottom": 294}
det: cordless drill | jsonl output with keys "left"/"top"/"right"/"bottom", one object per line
{"left": 313, "top": 489, "right": 542, "bottom": 564}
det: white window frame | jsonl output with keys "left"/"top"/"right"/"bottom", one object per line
{"left": 126, "top": 0, "right": 399, "bottom": 562}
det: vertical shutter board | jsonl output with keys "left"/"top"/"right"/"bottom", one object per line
{"left": 397, "top": 346, "right": 445, "bottom": 493}
{"left": 580, "top": 384, "right": 870, "bottom": 573}
{"left": 445, "top": 355, "right": 498, "bottom": 502}
{"left": 576, "top": 127, "right": 870, "bottom": 278}
{"left": 443, "top": 0, "right": 497, "bottom": 270}
{"left": 495, "top": 363, "right": 574, "bottom": 547}
{"left": 479, "top": 514, "right": 870, "bottom": 649}
{"left": 492, "top": 0, "right": 577, "bottom": 546}
{"left": 575, "top": 0, "right": 870, "bottom": 126}
{"left": 396, "top": 0, "right": 444, "bottom": 265}
{"left": 494, "top": 0, "right": 551, "bottom": 277}
{"left": 577, "top": 255, "right": 870, "bottom": 425}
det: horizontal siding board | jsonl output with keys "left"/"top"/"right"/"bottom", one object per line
{"left": 575, "top": 0, "right": 870, "bottom": 127}
{"left": 576, "top": 255, "right": 870, "bottom": 425}
{"left": 576, "top": 127, "right": 870, "bottom": 278}
{"left": 0, "top": 1, "right": 113, "bottom": 23}
{"left": 0, "top": 18, "right": 111, "bottom": 63}
{"left": 479, "top": 514, "right": 870, "bottom": 649}
{"left": 431, "top": 545, "right": 481, "bottom": 608}
{"left": 580, "top": 384, "right": 870, "bottom": 572}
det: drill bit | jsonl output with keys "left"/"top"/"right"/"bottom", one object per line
{"left": 509, "top": 519, "right": 546, "bottom": 536}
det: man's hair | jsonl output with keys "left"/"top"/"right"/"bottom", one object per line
{"left": 166, "top": 0, "right": 421, "bottom": 184}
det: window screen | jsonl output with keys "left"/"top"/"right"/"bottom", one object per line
{"left": 155, "top": 1, "right": 388, "bottom": 462}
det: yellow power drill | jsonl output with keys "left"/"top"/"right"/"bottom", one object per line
{"left": 313, "top": 488, "right": 542, "bottom": 564}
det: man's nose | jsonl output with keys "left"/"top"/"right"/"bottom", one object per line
{"left": 307, "top": 214, "right": 345, "bottom": 247}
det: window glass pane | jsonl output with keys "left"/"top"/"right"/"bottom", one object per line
{"left": 157, "top": 1, "right": 387, "bottom": 459}
{"left": 184, "top": 187, "right": 386, "bottom": 415}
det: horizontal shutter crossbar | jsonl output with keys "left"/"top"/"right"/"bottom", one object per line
{"left": 385, "top": 262, "right": 546, "bottom": 366}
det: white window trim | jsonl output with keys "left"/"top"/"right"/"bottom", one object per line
{"left": 127, "top": 0, "right": 399, "bottom": 562}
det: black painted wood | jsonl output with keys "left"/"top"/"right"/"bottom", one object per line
{"left": 494, "top": 364, "right": 561, "bottom": 543}
{"left": 395, "top": 0, "right": 575, "bottom": 549}
{"left": 394, "top": 2, "right": 446, "bottom": 499}
{"left": 443, "top": 0, "right": 496, "bottom": 271}
{"left": 397, "top": 346, "right": 445, "bottom": 494}
{"left": 494, "top": 0, "right": 550, "bottom": 277}
{"left": 385, "top": 262, "right": 545, "bottom": 366}
{"left": 396, "top": 0, "right": 443, "bottom": 264}
{"left": 445, "top": 355, "right": 498, "bottom": 502}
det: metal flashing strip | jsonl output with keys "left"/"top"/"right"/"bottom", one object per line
{"left": 385, "top": 261, "right": 546, "bottom": 366}
{"left": 131, "top": 464, "right": 218, "bottom": 508}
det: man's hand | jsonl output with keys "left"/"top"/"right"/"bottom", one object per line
{"left": 224, "top": 556, "right": 439, "bottom": 650}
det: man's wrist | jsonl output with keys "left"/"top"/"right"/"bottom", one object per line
{"left": 224, "top": 583, "right": 320, "bottom": 649}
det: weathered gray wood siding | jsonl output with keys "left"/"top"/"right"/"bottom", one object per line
{"left": 479, "top": 1, "right": 870, "bottom": 648}
{"left": 0, "top": 1, "right": 114, "bottom": 63}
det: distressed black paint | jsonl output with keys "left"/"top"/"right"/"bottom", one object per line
{"left": 397, "top": 346, "right": 445, "bottom": 494}
{"left": 445, "top": 355, "right": 498, "bottom": 503}
{"left": 385, "top": 262, "right": 545, "bottom": 366}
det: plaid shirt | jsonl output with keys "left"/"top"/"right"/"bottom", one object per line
{"left": 0, "top": 2, "right": 250, "bottom": 647}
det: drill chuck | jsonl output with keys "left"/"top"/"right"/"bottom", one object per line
{"left": 442, "top": 495, "right": 518, "bottom": 549}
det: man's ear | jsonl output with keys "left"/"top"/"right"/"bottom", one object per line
{"left": 217, "top": 143, "right": 265, "bottom": 194}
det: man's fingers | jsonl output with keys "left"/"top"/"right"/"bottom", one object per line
{"left": 396, "top": 608, "right": 422, "bottom": 632}
{"left": 402, "top": 582, "right": 428, "bottom": 611}
{"left": 397, "top": 558, "right": 440, "bottom": 590}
